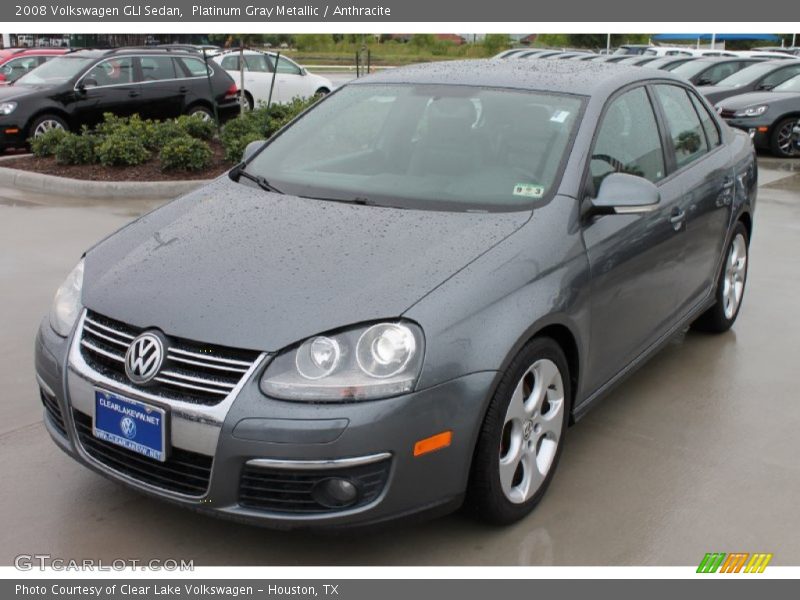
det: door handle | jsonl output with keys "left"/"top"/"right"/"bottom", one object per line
{"left": 178, "top": 86, "right": 188, "bottom": 93}
{"left": 669, "top": 208, "right": 686, "bottom": 231}
{"left": 128, "top": 90, "right": 139, "bottom": 98}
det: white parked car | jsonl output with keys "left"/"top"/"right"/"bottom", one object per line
{"left": 212, "top": 50, "right": 333, "bottom": 109}
{"left": 644, "top": 46, "right": 738, "bottom": 57}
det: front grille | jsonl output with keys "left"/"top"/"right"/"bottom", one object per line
{"left": 40, "top": 387, "right": 67, "bottom": 437}
{"left": 73, "top": 410, "right": 212, "bottom": 496}
{"left": 720, "top": 109, "right": 736, "bottom": 119}
{"left": 79, "top": 310, "right": 260, "bottom": 405}
{"left": 239, "top": 459, "right": 391, "bottom": 514}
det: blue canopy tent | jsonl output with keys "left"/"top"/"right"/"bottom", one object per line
{"left": 651, "top": 33, "right": 783, "bottom": 50}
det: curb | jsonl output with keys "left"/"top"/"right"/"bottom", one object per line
{"left": 0, "top": 156, "right": 211, "bottom": 199}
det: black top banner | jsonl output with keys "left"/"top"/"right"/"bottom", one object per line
{"left": 4, "top": 0, "right": 796, "bottom": 22}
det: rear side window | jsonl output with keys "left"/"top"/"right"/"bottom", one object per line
{"left": 590, "top": 86, "right": 666, "bottom": 189}
{"left": 178, "top": 57, "right": 211, "bottom": 78}
{"left": 688, "top": 92, "right": 721, "bottom": 148}
{"left": 654, "top": 84, "right": 709, "bottom": 169}
{"left": 269, "top": 55, "right": 302, "bottom": 75}
{"left": 139, "top": 56, "right": 176, "bottom": 81}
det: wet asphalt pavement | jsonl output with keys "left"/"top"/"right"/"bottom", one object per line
{"left": 1, "top": 157, "right": 799, "bottom": 566}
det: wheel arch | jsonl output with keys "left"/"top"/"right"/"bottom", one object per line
{"left": 24, "top": 107, "right": 72, "bottom": 139}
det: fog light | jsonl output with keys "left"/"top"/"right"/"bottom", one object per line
{"left": 311, "top": 477, "right": 359, "bottom": 508}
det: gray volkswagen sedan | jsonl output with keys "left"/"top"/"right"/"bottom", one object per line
{"left": 35, "top": 59, "right": 756, "bottom": 528}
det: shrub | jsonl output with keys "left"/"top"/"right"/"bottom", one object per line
{"left": 149, "top": 119, "right": 185, "bottom": 150}
{"left": 54, "top": 133, "right": 97, "bottom": 165}
{"left": 95, "top": 132, "right": 150, "bottom": 167}
{"left": 175, "top": 114, "right": 216, "bottom": 140}
{"left": 29, "top": 128, "right": 68, "bottom": 157}
{"left": 219, "top": 95, "right": 317, "bottom": 163}
{"left": 159, "top": 135, "right": 212, "bottom": 171}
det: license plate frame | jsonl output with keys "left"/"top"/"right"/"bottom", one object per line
{"left": 93, "top": 390, "right": 168, "bottom": 462}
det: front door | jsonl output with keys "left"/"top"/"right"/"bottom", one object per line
{"left": 72, "top": 56, "right": 141, "bottom": 128}
{"left": 581, "top": 85, "right": 687, "bottom": 394}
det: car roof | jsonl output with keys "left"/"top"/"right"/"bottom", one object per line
{"left": 66, "top": 48, "right": 200, "bottom": 59}
{"left": 349, "top": 58, "right": 682, "bottom": 97}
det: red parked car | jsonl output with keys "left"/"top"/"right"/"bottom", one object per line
{"left": 0, "top": 48, "right": 70, "bottom": 85}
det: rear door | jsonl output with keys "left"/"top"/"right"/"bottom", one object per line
{"left": 269, "top": 55, "right": 309, "bottom": 103}
{"left": 581, "top": 85, "right": 686, "bottom": 392}
{"left": 651, "top": 84, "right": 734, "bottom": 315}
{"left": 136, "top": 55, "right": 183, "bottom": 119}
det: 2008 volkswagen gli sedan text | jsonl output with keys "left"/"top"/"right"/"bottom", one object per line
{"left": 35, "top": 60, "right": 756, "bottom": 528}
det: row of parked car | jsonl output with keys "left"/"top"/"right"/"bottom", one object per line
{"left": 0, "top": 45, "right": 334, "bottom": 151}
{"left": 495, "top": 48, "right": 800, "bottom": 157}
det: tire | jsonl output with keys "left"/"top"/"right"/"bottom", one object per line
{"left": 29, "top": 114, "right": 69, "bottom": 139}
{"left": 240, "top": 91, "right": 254, "bottom": 111}
{"left": 185, "top": 105, "right": 214, "bottom": 122}
{"left": 691, "top": 221, "right": 749, "bottom": 333}
{"left": 467, "top": 337, "right": 571, "bottom": 525}
{"left": 768, "top": 117, "right": 800, "bottom": 158}
{"left": 314, "top": 87, "right": 330, "bottom": 97}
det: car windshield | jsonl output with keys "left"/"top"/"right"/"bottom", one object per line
{"left": 670, "top": 60, "right": 716, "bottom": 79}
{"left": 245, "top": 84, "right": 583, "bottom": 212}
{"left": 715, "top": 62, "right": 777, "bottom": 87}
{"left": 773, "top": 74, "right": 800, "bottom": 92}
{"left": 14, "top": 56, "right": 93, "bottom": 85}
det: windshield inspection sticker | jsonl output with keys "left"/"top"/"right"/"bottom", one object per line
{"left": 513, "top": 183, "right": 545, "bottom": 198}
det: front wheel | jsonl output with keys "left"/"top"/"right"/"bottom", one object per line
{"left": 29, "top": 114, "right": 68, "bottom": 138}
{"left": 691, "top": 222, "right": 749, "bottom": 333}
{"left": 467, "top": 337, "right": 570, "bottom": 525}
{"left": 769, "top": 117, "right": 800, "bottom": 158}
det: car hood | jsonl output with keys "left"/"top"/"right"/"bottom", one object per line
{"left": 82, "top": 177, "right": 529, "bottom": 352}
{"left": 719, "top": 90, "right": 800, "bottom": 110}
{"left": 0, "top": 84, "right": 50, "bottom": 100}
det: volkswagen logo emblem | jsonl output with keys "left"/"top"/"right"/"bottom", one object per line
{"left": 124, "top": 332, "right": 165, "bottom": 385}
{"left": 120, "top": 416, "right": 137, "bottom": 439}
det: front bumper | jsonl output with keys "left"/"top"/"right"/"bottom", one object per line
{"left": 0, "top": 120, "right": 26, "bottom": 149}
{"left": 723, "top": 118, "right": 771, "bottom": 150}
{"left": 35, "top": 313, "right": 495, "bottom": 529}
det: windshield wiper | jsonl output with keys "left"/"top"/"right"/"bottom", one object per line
{"left": 231, "top": 165, "right": 283, "bottom": 194}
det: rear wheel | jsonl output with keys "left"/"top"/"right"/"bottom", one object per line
{"left": 769, "top": 117, "right": 800, "bottom": 158}
{"left": 314, "top": 87, "right": 330, "bottom": 98}
{"left": 691, "top": 222, "right": 749, "bottom": 333}
{"left": 467, "top": 337, "right": 570, "bottom": 525}
{"left": 185, "top": 105, "right": 214, "bottom": 121}
{"left": 29, "top": 114, "right": 68, "bottom": 138}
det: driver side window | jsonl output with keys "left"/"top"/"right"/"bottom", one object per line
{"left": 590, "top": 86, "right": 665, "bottom": 192}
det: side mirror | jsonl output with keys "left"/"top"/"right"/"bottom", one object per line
{"left": 242, "top": 139, "right": 267, "bottom": 162}
{"left": 755, "top": 83, "right": 774, "bottom": 91}
{"left": 695, "top": 77, "right": 712, "bottom": 86}
{"left": 591, "top": 172, "right": 661, "bottom": 215}
{"left": 80, "top": 78, "right": 98, "bottom": 89}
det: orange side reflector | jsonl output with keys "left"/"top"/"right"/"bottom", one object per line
{"left": 757, "top": 127, "right": 769, "bottom": 133}
{"left": 4, "top": 128, "right": 19, "bottom": 134}
{"left": 414, "top": 431, "right": 452, "bottom": 457}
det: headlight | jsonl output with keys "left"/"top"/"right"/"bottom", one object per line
{"left": 0, "top": 102, "right": 17, "bottom": 115}
{"left": 260, "top": 321, "right": 424, "bottom": 401}
{"left": 49, "top": 259, "right": 84, "bottom": 337}
{"left": 734, "top": 105, "right": 768, "bottom": 118}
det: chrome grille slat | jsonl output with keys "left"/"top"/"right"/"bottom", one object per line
{"left": 166, "top": 354, "right": 249, "bottom": 374}
{"left": 83, "top": 324, "right": 130, "bottom": 348}
{"left": 81, "top": 339, "right": 125, "bottom": 363}
{"left": 84, "top": 316, "right": 135, "bottom": 341}
{"left": 158, "top": 370, "right": 236, "bottom": 390}
{"left": 79, "top": 310, "right": 261, "bottom": 406}
{"left": 154, "top": 377, "right": 231, "bottom": 396}
{"left": 168, "top": 347, "right": 252, "bottom": 367}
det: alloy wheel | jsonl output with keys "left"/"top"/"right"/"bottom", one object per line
{"left": 498, "top": 358, "right": 565, "bottom": 504}
{"left": 723, "top": 233, "right": 747, "bottom": 320}
{"left": 777, "top": 119, "right": 799, "bottom": 156}
{"left": 33, "top": 119, "right": 64, "bottom": 137}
